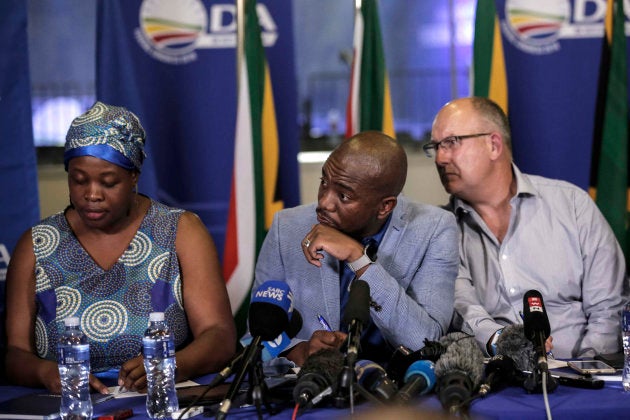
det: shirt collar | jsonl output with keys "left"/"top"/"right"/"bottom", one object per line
{"left": 451, "top": 162, "right": 538, "bottom": 215}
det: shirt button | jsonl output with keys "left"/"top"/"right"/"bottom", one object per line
{"left": 509, "top": 287, "right": 516, "bottom": 294}
{"left": 502, "top": 254, "right": 508, "bottom": 260}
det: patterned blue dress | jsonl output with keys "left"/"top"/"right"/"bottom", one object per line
{"left": 32, "top": 199, "right": 190, "bottom": 372}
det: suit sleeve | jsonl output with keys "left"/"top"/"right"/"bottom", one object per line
{"left": 361, "top": 210, "right": 460, "bottom": 350}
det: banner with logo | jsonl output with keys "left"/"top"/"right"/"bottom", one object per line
{"left": 491, "top": 0, "right": 630, "bottom": 191}
{"left": 96, "top": 0, "right": 299, "bottom": 265}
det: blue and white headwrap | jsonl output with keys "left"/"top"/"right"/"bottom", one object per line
{"left": 64, "top": 101, "right": 146, "bottom": 172}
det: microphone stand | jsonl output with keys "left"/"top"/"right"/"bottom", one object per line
{"left": 216, "top": 336, "right": 277, "bottom": 420}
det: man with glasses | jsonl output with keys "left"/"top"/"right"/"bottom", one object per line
{"left": 428, "top": 96, "right": 627, "bottom": 359}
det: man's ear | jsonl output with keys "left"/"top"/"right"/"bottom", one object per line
{"left": 488, "top": 133, "right": 504, "bottom": 160}
{"left": 378, "top": 196, "right": 398, "bottom": 219}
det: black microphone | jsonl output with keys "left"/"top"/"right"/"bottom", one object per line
{"left": 292, "top": 348, "right": 345, "bottom": 410}
{"left": 495, "top": 324, "right": 536, "bottom": 373}
{"left": 216, "top": 281, "right": 294, "bottom": 419}
{"left": 522, "top": 289, "right": 551, "bottom": 371}
{"left": 434, "top": 332, "right": 484, "bottom": 415}
{"left": 342, "top": 280, "right": 371, "bottom": 366}
{"left": 393, "top": 360, "right": 436, "bottom": 404}
{"left": 387, "top": 339, "right": 448, "bottom": 384}
{"left": 354, "top": 360, "right": 398, "bottom": 402}
{"left": 496, "top": 323, "right": 558, "bottom": 394}
{"left": 478, "top": 354, "right": 523, "bottom": 396}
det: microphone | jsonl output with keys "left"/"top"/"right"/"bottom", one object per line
{"left": 342, "top": 280, "right": 371, "bottom": 366}
{"left": 292, "top": 348, "right": 344, "bottom": 410}
{"left": 393, "top": 360, "right": 436, "bottom": 404}
{"left": 261, "top": 309, "right": 303, "bottom": 359}
{"left": 434, "top": 332, "right": 484, "bottom": 415}
{"left": 522, "top": 289, "right": 551, "bottom": 371}
{"left": 495, "top": 324, "right": 535, "bottom": 372}
{"left": 354, "top": 360, "right": 398, "bottom": 402}
{"left": 495, "top": 323, "right": 557, "bottom": 394}
{"left": 478, "top": 355, "right": 523, "bottom": 396}
{"left": 387, "top": 339, "right": 447, "bottom": 384}
{"left": 216, "top": 281, "right": 294, "bottom": 419}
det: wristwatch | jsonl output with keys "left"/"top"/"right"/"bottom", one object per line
{"left": 347, "top": 242, "right": 378, "bottom": 273}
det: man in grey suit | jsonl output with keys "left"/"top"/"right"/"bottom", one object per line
{"left": 253, "top": 131, "right": 459, "bottom": 366}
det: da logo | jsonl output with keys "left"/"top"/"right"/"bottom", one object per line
{"left": 135, "top": 0, "right": 207, "bottom": 65}
{"left": 502, "top": 0, "right": 570, "bottom": 55}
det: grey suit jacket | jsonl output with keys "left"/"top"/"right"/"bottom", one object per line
{"left": 253, "top": 195, "right": 459, "bottom": 354}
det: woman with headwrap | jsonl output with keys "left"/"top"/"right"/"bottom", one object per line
{"left": 5, "top": 102, "right": 236, "bottom": 394}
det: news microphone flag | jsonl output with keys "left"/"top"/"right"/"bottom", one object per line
{"left": 223, "top": 0, "right": 285, "bottom": 335}
{"left": 589, "top": 0, "right": 629, "bottom": 265}
{"left": 472, "top": 0, "right": 508, "bottom": 114}
{"left": 345, "top": 0, "right": 395, "bottom": 138}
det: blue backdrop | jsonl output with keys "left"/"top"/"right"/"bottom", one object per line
{"left": 96, "top": 0, "right": 300, "bottom": 258}
{"left": 494, "top": 0, "right": 629, "bottom": 190}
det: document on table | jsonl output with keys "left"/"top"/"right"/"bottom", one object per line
{"left": 107, "top": 379, "right": 199, "bottom": 398}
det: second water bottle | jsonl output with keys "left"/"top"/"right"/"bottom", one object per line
{"left": 143, "top": 311, "right": 179, "bottom": 419}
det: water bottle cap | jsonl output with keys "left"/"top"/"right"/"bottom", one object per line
{"left": 64, "top": 316, "right": 80, "bottom": 327}
{"left": 149, "top": 312, "right": 165, "bottom": 322}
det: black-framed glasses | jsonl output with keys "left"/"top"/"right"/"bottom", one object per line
{"left": 422, "top": 132, "right": 492, "bottom": 158}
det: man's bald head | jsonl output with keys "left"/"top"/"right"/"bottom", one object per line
{"left": 331, "top": 131, "right": 408, "bottom": 197}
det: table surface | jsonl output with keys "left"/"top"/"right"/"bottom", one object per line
{"left": 1, "top": 374, "right": 629, "bottom": 420}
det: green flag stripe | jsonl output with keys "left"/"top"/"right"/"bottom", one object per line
{"left": 473, "top": 0, "right": 496, "bottom": 97}
{"left": 359, "top": 0, "right": 386, "bottom": 132}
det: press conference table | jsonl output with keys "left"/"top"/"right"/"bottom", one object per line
{"left": 1, "top": 375, "right": 629, "bottom": 420}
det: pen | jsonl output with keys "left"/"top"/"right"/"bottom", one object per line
{"left": 317, "top": 314, "right": 332, "bottom": 332}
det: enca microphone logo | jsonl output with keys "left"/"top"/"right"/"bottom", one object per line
{"left": 527, "top": 296, "right": 544, "bottom": 312}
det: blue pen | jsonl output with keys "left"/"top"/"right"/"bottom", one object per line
{"left": 317, "top": 314, "right": 332, "bottom": 331}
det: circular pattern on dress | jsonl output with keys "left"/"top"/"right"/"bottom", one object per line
{"left": 57, "top": 235, "right": 94, "bottom": 273}
{"left": 173, "top": 274, "right": 183, "bottom": 309}
{"left": 120, "top": 231, "right": 152, "bottom": 267}
{"left": 32, "top": 225, "right": 60, "bottom": 259}
{"left": 82, "top": 300, "right": 128, "bottom": 342}
{"left": 165, "top": 304, "right": 189, "bottom": 346}
{"left": 108, "top": 334, "right": 143, "bottom": 367}
{"left": 82, "top": 263, "right": 126, "bottom": 298}
{"left": 55, "top": 286, "right": 82, "bottom": 320}
{"left": 148, "top": 252, "right": 170, "bottom": 283}
{"left": 35, "top": 266, "right": 52, "bottom": 293}
{"left": 123, "top": 282, "right": 153, "bottom": 316}
{"left": 149, "top": 209, "right": 180, "bottom": 248}
{"left": 35, "top": 261, "right": 64, "bottom": 292}
{"left": 35, "top": 316, "right": 49, "bottom": 359}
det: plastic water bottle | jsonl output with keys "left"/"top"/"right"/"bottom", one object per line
{"left": 57, "top": 316, "right": 92, "bottom": 420}
{"left": 143, "top": 312, "right": 179, "bottom": 419}
{"left": 623, "top": 302, "right": 630, "bottom": 392}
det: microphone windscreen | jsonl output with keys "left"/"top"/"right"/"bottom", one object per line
{"left": 434, "top": 332, "right": 485, "bottom": 410}
{"left": 495, "top": 324, "right": 535, "bottom": 372}
{"left": 342, "top": 280, "right": 371, "bottom": 325}
{"left": 522, "top": 289, "right": 550, "bottom": 340}
{"left": 248, "top": 281, "right": 293, "bottom": 340}
{"left": 293, "top": 348, "right": 344, "bottom": 404}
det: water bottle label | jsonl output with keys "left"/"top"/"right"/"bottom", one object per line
{"left": 58, "top": 344, "right": 90, "bottom": 364}
{"left": 143, "top": 337, "right": 175, "bottom": 359}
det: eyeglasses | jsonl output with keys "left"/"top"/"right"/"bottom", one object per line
{"left": 422, "top": 133, "right": 491, "bottom": 158}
